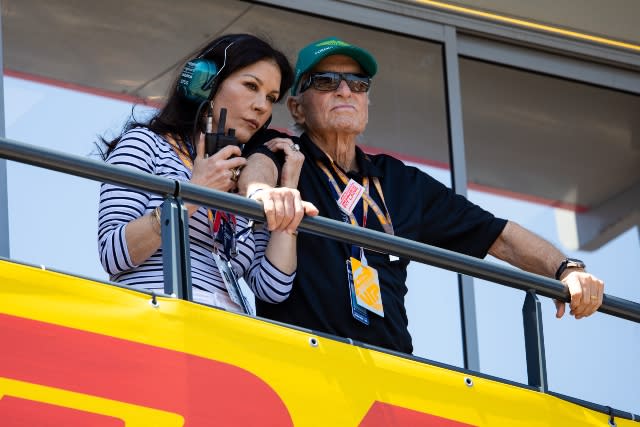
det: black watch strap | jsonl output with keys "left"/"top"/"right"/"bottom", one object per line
{"left": 555, "top": 258, "right": 586, "bottom": 280}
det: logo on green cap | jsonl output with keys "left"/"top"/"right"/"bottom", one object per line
{"left": 316, "top": 40, "right": 351, "bottom": 48}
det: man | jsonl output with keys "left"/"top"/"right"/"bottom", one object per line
{"left": 239, "top": 37, "right": 604, "bottom": 354}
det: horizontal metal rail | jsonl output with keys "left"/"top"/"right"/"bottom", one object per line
{"left": 1, "top": 136, "right": 639, "bottom": 323}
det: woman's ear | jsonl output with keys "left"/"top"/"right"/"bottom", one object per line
{"left": 287, "top": 96, "right": 305, "bottom": 126}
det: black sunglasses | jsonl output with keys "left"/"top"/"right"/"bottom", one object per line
{"left": 299, "top": 72, "right": 371, "bottom": 93}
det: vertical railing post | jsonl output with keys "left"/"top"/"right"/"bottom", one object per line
{"left": 0, "top": 3, "right": 10, "bottom": 259}
{"left": 160, "top": 192, "right": 192, "bottom": 301}
{"left": 522, "top": 290, "right": 548, "bottom": 391}
{"left": 443, "top": 25, "right": 480, "bottom": 372}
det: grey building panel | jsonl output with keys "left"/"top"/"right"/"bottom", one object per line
{"left": 261, "top": 0, "right": 640, "bottom": 69}
{"left": 458, "top": 34, "right": 640, "bottom": 95}
{"left": 257, "top": 0, "right": 446, "bottom": 41}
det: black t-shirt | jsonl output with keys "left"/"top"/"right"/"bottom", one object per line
{"left": 244, "top": 131, "right": 507, "bottom": 354}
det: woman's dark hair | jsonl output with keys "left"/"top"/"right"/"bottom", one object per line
{"left": 99, "top": 33, "right": 294, "bottom": 159}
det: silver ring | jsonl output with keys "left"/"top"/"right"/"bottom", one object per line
{"left": 290, "top": 143, "right": 300, "bottom": 152}
{"left": 230, "top": 167, "right": 240, "bottom": 182}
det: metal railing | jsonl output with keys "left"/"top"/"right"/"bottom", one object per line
{"left": 1, "top": 136, "right": 639, "bottom": 421}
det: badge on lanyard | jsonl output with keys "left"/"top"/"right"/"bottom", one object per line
{"left": 337, "top": 179, "right": 365, "bottom": 215}
{"left": 351, "top": 251, "right": 384, "bottom": 317}
{"left": 346, "top": 259, "right": 369, "bottom": 325}
{"left": 213, "top": 252, "right": 254, "bottom": 316}
{"left": 216, "top": 219, "right": 237, "bottom": 258}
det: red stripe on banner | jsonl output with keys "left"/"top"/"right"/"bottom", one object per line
{"left": 0, "top": 313, "right": 292, "bottom": 427}
{"left": 360, "top": 401, "right": 476, "bottom": 427}
{"left": 0, "top": 396, "right": 125, "bottom": 427}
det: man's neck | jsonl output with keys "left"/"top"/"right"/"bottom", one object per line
{"left": 309, "top": 131, "right": 358, "bottom": 172}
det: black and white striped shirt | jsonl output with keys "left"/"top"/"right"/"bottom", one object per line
{"left": 98, "top": 128, "right": 294, "bottom": 310}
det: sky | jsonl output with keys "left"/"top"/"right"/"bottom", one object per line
{"left": 2, "top": 75, "right": 639, "bottom": 414}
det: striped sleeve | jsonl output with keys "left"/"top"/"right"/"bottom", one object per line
{"left": 98, "top": 129, "right": 157, "bottom": 275}
{"left": 245, "top": 227, "right": 295, "bottom": 304}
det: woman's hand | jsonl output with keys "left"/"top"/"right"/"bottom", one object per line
{"left": 264, "top": 138, "right": 305, "bottom": 188}
{"left": 190, "top": 132, "right": 247, "bottom": 192}
{"left": 185, "top": 133, "right": 247, "bottom": 216}
{"left": 251, "top": 187, "right": 318, "bottom": 234}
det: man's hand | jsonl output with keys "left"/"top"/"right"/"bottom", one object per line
{"left": 489, "top": 221, "right": 605, "bottom": 320}
{"left": 555, "top": 270, "right": 604, "bottom": 319}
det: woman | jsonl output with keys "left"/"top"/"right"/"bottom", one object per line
{"left": 98, "top": 34, "right": 315, "bottom": 312}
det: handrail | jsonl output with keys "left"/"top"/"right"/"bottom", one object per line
{"left": 1, "top": 136, "right": 638, "bottom": 323}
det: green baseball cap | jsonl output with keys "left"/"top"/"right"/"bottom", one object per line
{"left": 291, "top": 37, "right": 378, "bottom": 95}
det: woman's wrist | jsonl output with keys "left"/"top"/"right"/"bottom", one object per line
{"left": 150, "top": 206, "right": 161, "bottom": 235}
{"left": 247, "top": 187, "right": 266, "bottom": 200}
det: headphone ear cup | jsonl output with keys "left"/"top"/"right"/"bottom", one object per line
{"left": 177, "top": 58, "right": 219, "bottom": 104}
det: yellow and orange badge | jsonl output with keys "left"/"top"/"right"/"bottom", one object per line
{"left": 350, "top": 256, "right": 384, "bottom": 317}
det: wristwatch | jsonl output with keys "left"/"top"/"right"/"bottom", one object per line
{"left": 554, "top": 258, "right": 586, "bottom": 280}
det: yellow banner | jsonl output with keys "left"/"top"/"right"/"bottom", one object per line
{"left": 0, "top": 260, "right": 628, "bottom": 426}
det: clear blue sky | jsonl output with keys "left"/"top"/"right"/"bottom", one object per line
{"left": 4, "top": 75, "right": 639, "bottom": 414}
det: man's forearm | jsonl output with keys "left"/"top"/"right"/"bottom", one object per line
{"left": 488, "top": 221, "right": 566, "bottom": 277}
